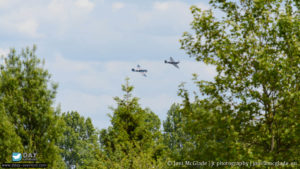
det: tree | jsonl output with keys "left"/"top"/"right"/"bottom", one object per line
{"left": 0, "top": 46, "right": 66, "bottom": 168}
{"left": 179, "top": 0, "right": 300, "bottom": 164}
{"left": 164, "top": 88, "right": 251, "bottom": 167}
{"left": 163, "top": 104, "right": 186, "bottom": 161}
{"left": 100, "top": 78, "right": 167, "bottom": 169}
{"left": 58, "top": 111, "right": 106, "bottom": 169}
{"left": 0, "top": 102, "right": 23, "bottom": 162}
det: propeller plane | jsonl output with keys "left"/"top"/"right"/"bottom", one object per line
{"left": 165, "top": 57, "right": 179, "bottom": 69}
{"left": 132, "top": 64, "right": 148, "bottom": 77}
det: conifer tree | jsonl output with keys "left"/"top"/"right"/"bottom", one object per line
{"left": 100, "top": 78, "right": 167, "bottom": 169}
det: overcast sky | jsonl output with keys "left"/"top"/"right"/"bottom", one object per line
{"left": 0, "top": 0, "right": 218, "bottom": 130}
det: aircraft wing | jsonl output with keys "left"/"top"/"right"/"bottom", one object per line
{"left": 170, "top": 57, "right": 174, "bottom": 62}
{"left": 142, "top": 72, "right": 147, "bottom": 77}
{"left": 136, "top": 64, "right": 141, "bottom": 70}
{"left": 172, "top": 63, "right": 179, "bottom": 69}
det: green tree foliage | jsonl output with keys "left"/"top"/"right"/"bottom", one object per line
{"left": 176, "top": 0, "right": 299, "bottom": 166}
{"left": 0, "top": 103, "right": 23, "bottom": 162}
{"left": 163, "top": 104, "right": 186, "bottom": 161}
{"left": 100, "top": 78, "right": 167, "bottom": 169}
{"left": 0, "top": 46, "right": 65, "bottom": 168}
{"left": 165, "top": 87, "right": 252, "bottom": 164}
{"left": 59, "top": 111, "right": 106, "bottom": 169}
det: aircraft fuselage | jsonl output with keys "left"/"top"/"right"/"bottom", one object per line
{"left": 132, "top": 69, "right": 147, "bottom": 72}
{"left": 165, "top": 61, "right": 179, "bottom": 64}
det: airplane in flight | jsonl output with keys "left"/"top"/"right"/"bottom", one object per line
{"left": 132, "top": 64, "right": 148, "bottom": 77}
{"left": 165, "top": 57, "right": 179, "bottom": 69}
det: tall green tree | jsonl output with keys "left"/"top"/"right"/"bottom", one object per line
{"left": 58, "top": 111, "right": 106, "bottom": 169}
{"left": 163, "top": 104, "right": 186, "bottom": 161}
{"left": 0, "top": 46, "right": 65, "bottom": 168}
{"left": 0, "top": 102, "right": 23, "bottom": 162}
{"left": 100, "top": 78, "right": 167, "bottom": 169}
{"left": 179, "top": 0, "right": 299, "bottom": 165}
{"left": 164, "top": 89, "right": 250, "bottom": 167}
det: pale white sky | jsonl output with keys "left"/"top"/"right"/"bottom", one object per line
{"left": 0, "top": 0, "right": 218, "bottom": 129}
